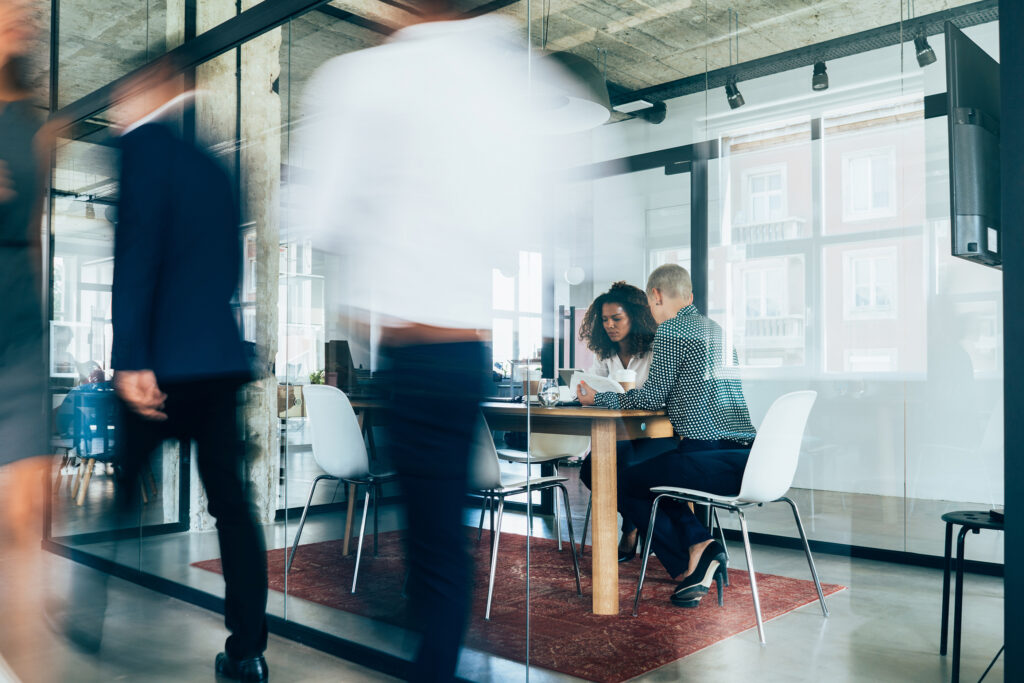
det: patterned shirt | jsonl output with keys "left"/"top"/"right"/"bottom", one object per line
{"left": 594, "top": 305, "right": 756, "bottom": 443}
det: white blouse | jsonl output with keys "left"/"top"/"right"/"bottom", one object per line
{"left": 588, "top": 351, "right": 653, "bottom": 387}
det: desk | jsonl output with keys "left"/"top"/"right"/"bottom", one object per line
{"left": 350, "top": 399, "right": 672, "bottom": 615}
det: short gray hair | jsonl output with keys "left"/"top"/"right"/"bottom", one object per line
{"left": 646, "top": 264, "right": 692, "bottom": 299}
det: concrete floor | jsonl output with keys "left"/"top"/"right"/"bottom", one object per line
{"left": 0, "top": 551, "right": 396, "bottom": 683}
{"left": 56, "top": 464, "right": 1005, "bottom": 682}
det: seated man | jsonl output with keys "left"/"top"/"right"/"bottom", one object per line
{"left": 578, "top": 263, "right": 755, "bottom": 606}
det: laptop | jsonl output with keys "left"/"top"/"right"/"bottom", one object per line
{"left": 558, "top": 368, "right": 581, "bottom": 386}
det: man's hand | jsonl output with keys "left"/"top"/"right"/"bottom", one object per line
{"left": 114, "top": 370, "right": 168, "bottom": 421}
{"left": 577, "top": 380, "right": 596, "bottom": 406}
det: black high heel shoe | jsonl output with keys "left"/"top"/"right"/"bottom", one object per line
{"left": 618, "top": 530, "right": 639, "bottom": 563}
{"left": 671, "top": 540, "right": 728, "bottom": 607}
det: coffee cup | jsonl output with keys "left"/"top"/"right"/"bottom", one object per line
{"left": 614, "top": 369, "right": 637, "bottom": 392}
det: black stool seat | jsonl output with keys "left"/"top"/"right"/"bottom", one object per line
{"left": 940, "top": 510, "right": 1003, "bottom": 683}
{"left": 941, "top": 510, "right": 1003, "bottom": 532}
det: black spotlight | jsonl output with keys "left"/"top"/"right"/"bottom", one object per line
{"left": 914, "top": 35, "right": 937, "bottom": 67}
{"left": 812, "top": 61, "right": 829, "bottom": 91}
{"left": 725, "top": 76, "right": 745, "bottom": 110}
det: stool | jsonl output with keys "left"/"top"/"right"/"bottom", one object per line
{"left": 939, "top": 510, "right": 1003, "bottom": 683}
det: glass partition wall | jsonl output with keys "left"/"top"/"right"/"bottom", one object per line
{"left": 43, "top": 1, "right": 1004, "bottom": 681}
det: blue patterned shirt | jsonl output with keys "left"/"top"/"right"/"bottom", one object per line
{"left": 594, "top": 305, "right": 756, "bottom": 443}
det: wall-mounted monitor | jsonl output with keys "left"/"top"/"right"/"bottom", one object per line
{"left": 946, "top": 21, "right": 1001, "bottom": 268}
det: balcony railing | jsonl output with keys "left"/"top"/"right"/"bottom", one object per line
{"left": 732, "top": 216, "right": 807, "bottom": 244}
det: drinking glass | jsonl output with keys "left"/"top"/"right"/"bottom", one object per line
{"left": 538, "top": 379, "right": 560, "bottom": 408}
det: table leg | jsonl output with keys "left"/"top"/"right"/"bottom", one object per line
{"left": 952, "top": 526, "right": 970, "bottom": 683}
{"left": 941, "top": 521, "right": 953, "bottom": 655}
{"left": 590, "top": 419, "right": 619, "bottom": 615}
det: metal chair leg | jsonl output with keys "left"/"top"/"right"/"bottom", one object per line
{"left": 632, "top": 495, "right": 665, "bottom": 616}
{"left": 941, "top": 521, "right": 953, "bottom": 656}
{"left": 477, "top": 495, "right": 490, "bottom": 541}
{"left": 351, "top": 488, "right": 371, "bottom": 594}
{"left": 556, "top": 484, "right": 582, "bottom": 595}
{"left": 711, "top": 507, "right": 730, "bottom": 586}
{"left": 579, "top": 495, "right": 592, "bottom": 556}
{"left": 554, "top": 465, "right": 563, "bottom": 551}
{"left": 779, "top": 496, "right": 828, "bottom": 617}
{"left": 372, "top": 482, "right": 380, "bottom": 557}
{"left": 737, "top": 510, "right": 766, "bottom": 645}
{"left": 287, "top": 474, "right": 336, "bottom": 574}
{"left": 484, "top": 497, "right": 505, "bottom": 620}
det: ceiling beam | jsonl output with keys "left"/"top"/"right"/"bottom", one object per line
{"left": 611, "top": 0, "right": 998, "bottom": 107}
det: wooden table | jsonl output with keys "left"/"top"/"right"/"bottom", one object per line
{"left": 480, "top": 402, "right": 672, "bottom": 615}
{"left": 349, "top": 399, "right": 672, "bottom": 615}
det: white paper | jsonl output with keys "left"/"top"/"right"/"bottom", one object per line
{"left": 570, "top": 371, "right": 625, "bottom": 396}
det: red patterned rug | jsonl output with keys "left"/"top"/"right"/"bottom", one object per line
{"left": 193, "top": 530, "right": 844, "bottom": 682}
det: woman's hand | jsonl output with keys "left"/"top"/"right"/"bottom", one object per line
{"left": 577, "top": 380, "right": 597, "bottom": 406}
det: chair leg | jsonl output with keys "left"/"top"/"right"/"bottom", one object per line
{"left": 778, "top": 496, "right": 829, "bottom": 617}
{"left": 140, "top": 480, "right": 149, "bottom": 505}
{"left": 712, "top": 508, "right": 729, "bottom": 586}
{"left": 556, "top": 484, "right": 582, "bottom": 595}
{"left": 477, "top": 496, "right": 490, "bottom": 541}
{"left": 737, "top": 510, "right": 766, "bottom": 645}
{"left": 75, "top": 459, "right": 96, "bottom": 506}
{"left": 351, "top": 488, "right": 371, "bottom": 594}
{"left": 485, "top": 497, "right": 505, "bottom": 620}
{"left": 579, "top": 495, "right": 592, "bottom": 556}
{"left": 632, "top": 495, "right": 665, "bottom": 617}
{"left": 287, "top": 475, "right": 335, "bottom": 575}
{"left": 372, "top": 482, "right": 380, "bottom": 557}
{"left": 553, "top": 465, "right": 562, "bottom": 551}
{"left": 70, "top": 459, "right": 83, "bottom": 499}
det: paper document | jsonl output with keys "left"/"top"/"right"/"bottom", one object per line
{"left": 569, "top": 371, "right": 625, "bottom": 396}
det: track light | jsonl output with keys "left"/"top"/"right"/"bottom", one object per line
{"left": 914, "top": 35, "right": 937, "bottom": 67}
{"left": 725, "top": 76, "right": 745, "bottom": 110}
{"left": 812, "top": 61, "right": 828, "bottom": 91}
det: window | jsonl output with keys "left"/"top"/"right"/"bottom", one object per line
{"left": 492, "top": 251, "right": 543, "bottom": 372}
{"left": 843, "top": 348, "right": 899, "bottom": 373}
{"left": 843, "top": 148, "right": 896, "bottom": 221}
{"left": 743, "top": 166, "right": 786, "bottom": 224}
{"left": 843, "top": 247, "right": 898, "bottom": 319}
{"left": 742, "top": 267, "right": 785, "bottom": 319}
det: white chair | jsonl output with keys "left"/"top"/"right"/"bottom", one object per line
{"left": 288, "top": 384, "right": 395, "bottom": 594}
{"left": 492, "top": 434, "right": 591, "bottom": 551}
{"left": 631, "top": 391, "right": 828, "bottom": 645}
{"left": 470, "top": 419, "right": 583, "bottom": 620}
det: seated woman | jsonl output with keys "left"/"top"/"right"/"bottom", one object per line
{"left": 580, "top": 264, "right": 756, "bottom": 607}
{"left": 580, "top": 281, "right": 655, "bottom": 387}
{"left": 577, "top": 281, "right": 658, "bottom": 561}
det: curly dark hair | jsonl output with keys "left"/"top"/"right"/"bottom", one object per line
{"left": 578, "top": 281, "right": 657, "bottom": 361}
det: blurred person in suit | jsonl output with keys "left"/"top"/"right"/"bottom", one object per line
{"left": 302, "top": 1, "right": 575, "bottom": 679}
{"left": 67, "top": 56, "right": 269, "bottom": 681}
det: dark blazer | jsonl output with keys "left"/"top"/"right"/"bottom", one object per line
{"left": 111, "top": 121, "right": 250, "bottom": 383}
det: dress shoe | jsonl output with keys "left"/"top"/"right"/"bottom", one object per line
{"left": 671, "top": 540, "right": 727, "bottom": 607}
{"left": 216, "top": 652, "right": 269, "bottom": 682}
{"left": 618, "top": 530, "right": 639, "bottom": 562}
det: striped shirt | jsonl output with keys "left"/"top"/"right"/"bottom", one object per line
{"left": 594, "top": 305, "right": 756, "bottom": 443}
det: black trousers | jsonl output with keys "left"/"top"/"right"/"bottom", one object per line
{"left": 620, "top": 441, "right": 751, "bottom": 579}
{"left": 381, "top": 342, "right": 487, "bottom": 683}
{"left": 116, "top": 376, "right": 268, "bottom": 660}
{"left": 579, "top": 437, "right": 739, "bottom": 536}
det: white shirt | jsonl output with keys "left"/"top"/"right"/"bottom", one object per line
{"left": 588, "top": 351, "right": 652, "bottom": 387}
{"left": 300, "top": 18, "right": 566, "bottom": 330}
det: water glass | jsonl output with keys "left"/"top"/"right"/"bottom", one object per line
{"left": 538, "top": 379, "right": 560, "bottom": 408}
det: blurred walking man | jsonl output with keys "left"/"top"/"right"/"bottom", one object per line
{"left": 303, "top": 2, "right": 568, "bottom": 679}
{"left": 110, "top": 59, "right": 269, "bottom": 682}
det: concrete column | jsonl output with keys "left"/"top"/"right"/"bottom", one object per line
{"left": 239, "top": 4, "right": 282, "bottom": 525}
{"left": 187, "top": 1, "right": 282, "bottom": 529}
